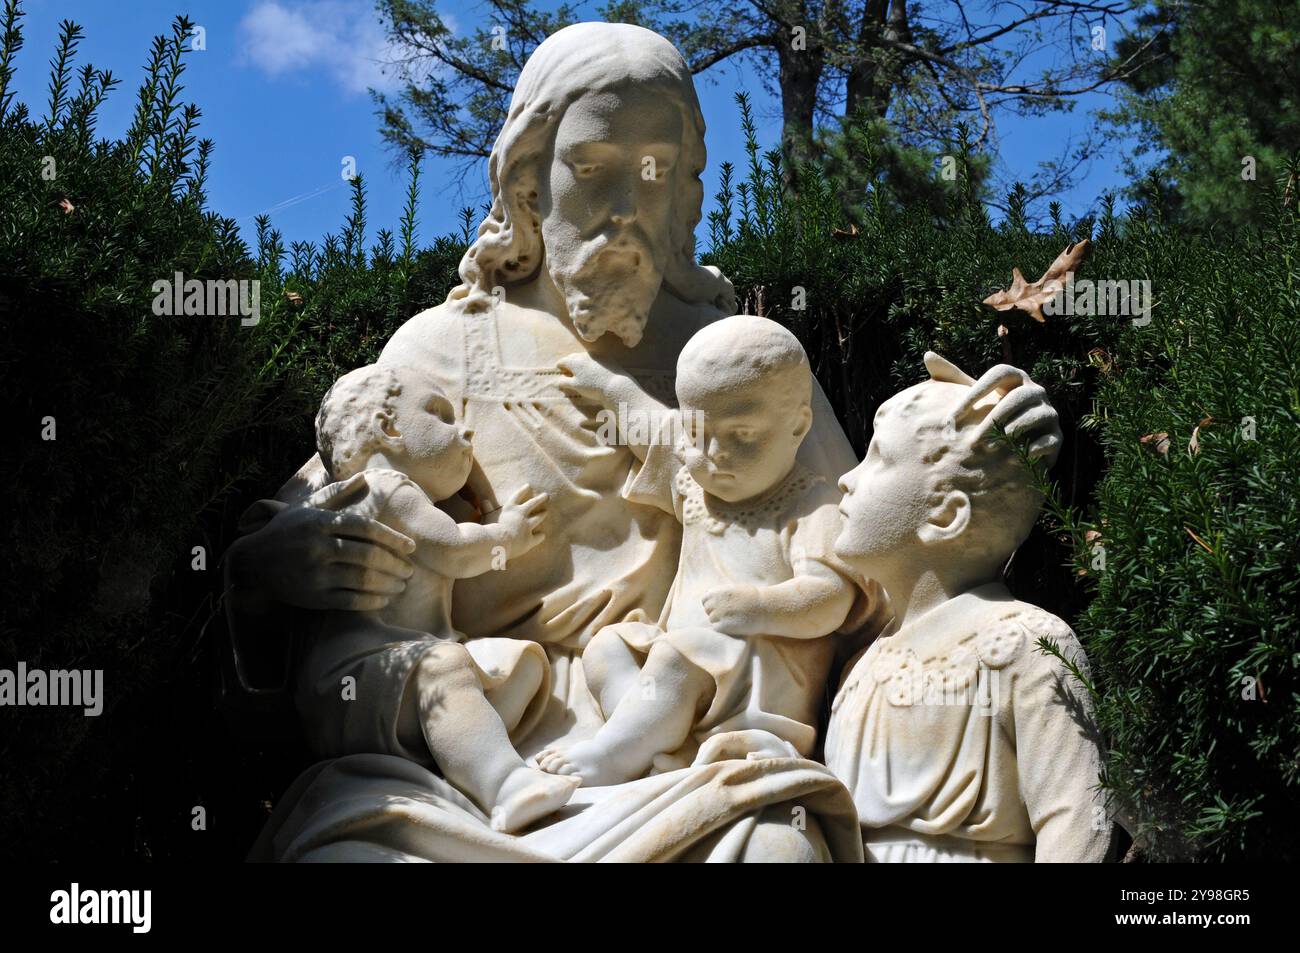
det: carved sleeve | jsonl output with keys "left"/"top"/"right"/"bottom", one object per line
{"left": 1007, "top": 618, "right": 1111, "bottom": 862}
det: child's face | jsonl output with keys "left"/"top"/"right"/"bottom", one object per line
{"left": 835, "top": 383, "right": 957, "bottom": 571}
{"left": 387, "top": 377, "right": 474, "bottom": 499}
{"left": 677, "top": 382, "right": 811, "bottom": 503}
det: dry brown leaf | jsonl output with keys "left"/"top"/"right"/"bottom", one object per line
{"left": 1189, "top": 416, "right": 1214, "bottom": 455}
{"left": 983, "top": 239, "right": 1092, "bottom": 323}
{"left": 1184, "top": 525, "right": 1215, "bottom": 555}
{"left": 283, "top": 290, "right": 304, "bottom": 308}
{"left": 1140, "top": 431, "right": 1171, "bottom": 455}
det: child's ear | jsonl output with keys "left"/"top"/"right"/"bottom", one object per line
{"left": 791, "top": 403, "right": 813, "bottom": 442}
{"left": 377, "top": 410, "right": 403, "bottom": 445}
{"left": 918, "top": 490, "right": 971, "bottom": 544}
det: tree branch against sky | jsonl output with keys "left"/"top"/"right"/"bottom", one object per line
{"left": 372, "top": 0, "right": 1169, "bottom": 204}
{"left": 1100, "top": 0, "right": 1300, "bottom": 225}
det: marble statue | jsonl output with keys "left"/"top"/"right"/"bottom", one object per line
{"left": 537, "top": 315, "right": 861, "bottom": 785}
{"left": 224, "top": 21, "right": 1078, "bottom": 863}
{"left": 825, "top": 353, "right": 1109, "bottom": 861}
{"left": 294, "top": 363, "right": 578, "bottom": 832}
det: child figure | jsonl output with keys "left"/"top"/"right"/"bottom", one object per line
{"left": 294, "top": 363, "right": 579, "bottom": 833}
{"left": 537, "top": 315, "right": 865, "bottom": 786}
{"left": 825, "top": 352, "right": 1109, "bottom": 862}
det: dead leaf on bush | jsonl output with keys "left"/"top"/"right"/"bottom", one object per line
{"left": 1189, "top": 416, "right": 1214, "bottom": 454}
{"left": 1141, "top": 432, "right": 1171, "bottom": 455}
{"left": 983, "top": 240, "right": 1092, "bottom": 323}
{"left": 1185, "top": 525, "right": 1215, "bottom": 555}
{"left": 1087, "top": 347, "right": 1113, "bottom": 375}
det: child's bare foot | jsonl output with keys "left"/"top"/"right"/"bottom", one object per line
{"left": 535, "top": 739, "right": 639, "bottom": 787}
{"left": 490, "top": 766, "right": 580, "bottom": 834}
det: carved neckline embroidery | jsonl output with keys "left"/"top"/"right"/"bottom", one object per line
{"left": 832, "top": 611, "right": 1032, "bottom": 711}
{"left": 462, "top": 307, "right": 676, "bottom": 403}
{"left": 675, "top": 462, "right": 821, "bottom": 535}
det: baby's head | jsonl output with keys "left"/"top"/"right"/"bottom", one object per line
{"left": 675, "top": 314, "right": 813, "bottom": 503}
{"left": 316, "top": 363, "right": 473, "bottom": 500}
{"left": 835, "top": 352, "right": 1045, "bottom": 583}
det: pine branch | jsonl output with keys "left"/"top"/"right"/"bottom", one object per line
{"left": 0, "top": 0, "right": 26, "bottom": 122}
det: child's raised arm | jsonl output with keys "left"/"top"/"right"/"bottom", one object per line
{"left": 382, "top": 482, "right": 548, "bottom": 580}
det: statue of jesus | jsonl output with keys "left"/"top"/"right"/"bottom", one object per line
{"left": 226, "top": 22, "right": 1062, "bottom": 863}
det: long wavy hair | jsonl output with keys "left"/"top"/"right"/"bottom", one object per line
{"left": 446, "top": 22, "right": 735, "bottom": 317}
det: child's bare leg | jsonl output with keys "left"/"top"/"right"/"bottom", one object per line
{"left": 480, "top": 648, "right": 544, "bottom": 734}
{"left": 537, "top": 641, "right": 713, "bottom": 786}
{"left": 581, "top": 624, "right": 653, "bottom": 718}
{"left": 414, "top": 643, "right": 577, "bottom": 833}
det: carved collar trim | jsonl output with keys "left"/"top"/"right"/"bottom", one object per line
{"left": 675, "top": 462, "right": 822, "bottom": 535}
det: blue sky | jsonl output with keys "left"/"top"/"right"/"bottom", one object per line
{"left": 8, "top": 1, "right": 1144, "bottom": 251}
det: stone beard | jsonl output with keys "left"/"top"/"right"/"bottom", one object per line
{"left": 542, "top": 221, "right": 664, "bottom": 348}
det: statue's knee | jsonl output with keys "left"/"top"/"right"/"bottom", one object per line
{"left": 582, "top": 627, "right": 637, "bottom": 683}
{"left": 646, "top": 638, "right": 707, "bottom": 684}
{"left": 511, "top": 649, "right": 545, "bottom": 697}
{"left": 584, "top": 627, "right": 623, "bottom": 663}
{"left": 739, "top": 811, "right": 830, "bottom": 863}
{"left": 414, "top": 641, "right": 476, "bottom": 686}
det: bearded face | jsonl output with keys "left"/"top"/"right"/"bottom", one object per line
{"left": 540, "top": 87, "right": 683, "bottom": 348}
{"left": 542, "top": 219, "right": 665, "bottom": 348}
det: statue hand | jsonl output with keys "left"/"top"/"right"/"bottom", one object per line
{"left": 970, "top": 363, "right": 1064, "bottom": 467}
{"left": 702, "top": 584, "right": 765, "bottom": 636}
{"left": 556, "top": 351, "right": 624, "bottom": 408}
{"left": 226, "top": 491, "right": 416, "bottom": 613}
{"left": 495, "top": 483, "right": 549, "bottom": 556}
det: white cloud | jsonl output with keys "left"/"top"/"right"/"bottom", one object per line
{"left": 237, "top": 0, "right": 422, "bottom": 95}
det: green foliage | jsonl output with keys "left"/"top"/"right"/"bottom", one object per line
{"left": 0, "top": 5, "right": 463, "bottom": 859}
{"left": 1016, "top": 205, "right": 1300, "bottom": 859}
{"left": 1104, "top": 0, "right": 1300, "bottom": 226}
{"left": 705, "top": 92, "right": 1300, "bottom": 861}
{"left": 1066, "top": 212, "right": 1300, "bottom": 861}
{"left": 816, "top": 107, "right": 995, "bottom": 224}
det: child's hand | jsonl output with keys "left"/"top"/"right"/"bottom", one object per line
{"left": 556, "top": 351, "right": 626, "bottom": 409}
{"left": 702, "top": 584, "right": 765, "bottom": 636}
{"left": 497, "top": 484, "right": 548, "bottom": 556}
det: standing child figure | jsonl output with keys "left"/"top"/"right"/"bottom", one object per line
{"left": 826, "top": 352, "right": 1110, "bottom": 862}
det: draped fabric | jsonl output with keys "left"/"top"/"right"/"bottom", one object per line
{"left": 249, "top": 741, "right": 865, "bottom": 863}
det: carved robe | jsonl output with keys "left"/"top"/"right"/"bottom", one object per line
{"left": 824, "top": 584, "right": 1111, "bottom": 862}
